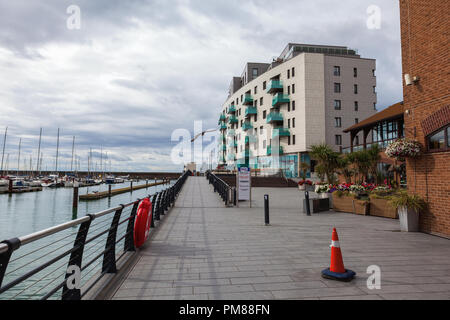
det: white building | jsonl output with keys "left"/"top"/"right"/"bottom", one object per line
{"left": 218, "top": 43, "right": 377, "bottom": 178}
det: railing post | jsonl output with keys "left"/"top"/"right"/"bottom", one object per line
{"left": 0, "top": 238, "right": 21, "bottom": 289}
{"left": 155, "top": 193, "right": 161, "bottom": 221}
{"left": 62, "top": 214, "right": 94, "bottom": 300}
{"left": 102, "top": 206, "right": 124, "bottom": 274}
{"left": 124, "top": 202, "right": 139, "bottom": 252}
{"left": 150, "top": 194, "right": 157, "bottom": 228}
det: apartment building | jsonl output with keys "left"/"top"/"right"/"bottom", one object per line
{"left": 218, "top": 43, "right": 377, "bottom": 178}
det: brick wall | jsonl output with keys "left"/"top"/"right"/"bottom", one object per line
{"left": 399, "top": 0, "right": 450, "bottom": 237}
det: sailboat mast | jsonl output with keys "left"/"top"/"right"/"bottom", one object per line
{"left": 36, "top": 128, "right": 42, "bottom": 176}
{"left": 17, "top": 138, "right": 22, "bottom": 176}
{"left": 100, "top": 146, "right": 103, "bottom": 178}
{"left": 1, "top": 127, "right": 7, "bottom": 175}
{"left": 70, "top": 136, "right": 75, "bottom": 172}
{"left": 55, "top": 128, "right": 60, "bottom": 176}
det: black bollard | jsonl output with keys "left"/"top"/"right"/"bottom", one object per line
{"left": 264, "top": 194, "right": 270, "bottom": 226}
{"left": 108, "top": 184, "right": 112, "bottom": 197}
{"left": 305, "top": 191, "right": 311, "bottom": 216}
{"left": 130, "top": 181, "right": 133, "bottom": 193}
{"left": 73, "top": 186, "right": 79, "bottom": 209}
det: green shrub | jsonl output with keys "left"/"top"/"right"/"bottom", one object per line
{"left": 388, "top": 190, "right": 426, "bottom": 213}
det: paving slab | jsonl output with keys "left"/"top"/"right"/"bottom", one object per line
{"left": 111, "top": 177, "right": 450, "bottom": 300}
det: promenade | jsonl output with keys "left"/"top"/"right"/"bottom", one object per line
{"left": 111, "top": 177, "right": 450, "bottom": 300}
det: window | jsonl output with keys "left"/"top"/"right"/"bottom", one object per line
{"left": 288, "top": 136, "right": 291, "bottom": 145}
{"left": 263, "top": 81, "right": 266, "bottom": 90}
{"left": 254, "top": 86, "right": 257, "bottom": 94}
{"left": 293, "top": 135, "right": 296, "bottom": 145}
{"left": 240, "top": 120, "right": 243, "bottom": 127}
{"left": 236, "top": 98, "right": 238, "bottom": 105}
{"left": 373, "top": 103, "right": 377, "bottom": 110}
{"left": 355, "top": 118, "right": 359, "bottom": 124}
{"left": 292, "top": 67, "right": 295, "bottom": 77}
{"left": 335, "top": 117, "right": 342, "bottom": 128}
{"left": 355, "top": 136, "right": 359, "bottom": 145}
{"left": 335, "top": 135, "right": 342, "bottom": 145}
{"left": 288, "top": 119, "right": 291, "bottom": 128}
{"left": 263, "top": 110, "right": 267, "bottom": 119}
{"left": 354, "top": 84, "right": 358, "bottom": 94}
{"left": 292, "top": 118, "right": 295, "bottom": 128}
{"left": 334, "top": 83, "right": 341, "bottom": 93}
{"left": 288, "top": 85, "right": 290, "bottom": 95}
{"left": 263, "top": 140, "right": 266, "bottom": 148}
{"left": 260, "top": 126, "right": 263, "bottom": 134}
{"left": 288, "top": 102, "right": 291, "bottom": 112}
{"left": 252, "top": 68, "right": 258, "bottom": 78}
{"left": 334, "top": 100, "right": 341, "bottom": 110}
{"left": 428, "top": 125, "right": 450, "bottom": 151}
{"left": 254, "top": 100, "right": 257, "bottom": 107}
{"left": 260, "top": 97, "right": 263, "bottom": 105}
{"left": 239, "top": 109, "right": 241, "bottom": 116}
{"left": 373, "top": 86, "right": 376, "bottom": 94}
{"left": 254, "top": 115, "right": 257, "bottom": 122}
{"left": 241, "top": 95, "right": 243, "bottom": 102}
{"left": 372, "top": 69, "right": 376, "bottom": 76}
{"left": 292, "top": 84, "right": 295, "bottom": 94}
{"left": 334, "top": 66, "right": 340, "bottom": 76}
{"left": 353, "top": 67, "right": 358, "bottom": 77}
{"left": 287, "top": 69, "right": 290, "bottom": 79}
{"left": 292, "top": 101, "right": 296, "bottom": 111}
{"left": 354, "top": 101, "right": 359, "bottom": 111}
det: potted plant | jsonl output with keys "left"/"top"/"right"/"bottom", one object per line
{"left": 298, "top": 179, "right": 313, "bottom": 191}
{"left": 315, "top": 183, "right": 330, "bottom": 198}
{"left": 388, "top": 190, "right": 426, "bottom": 232}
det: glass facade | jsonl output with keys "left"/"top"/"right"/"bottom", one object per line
{"left": 371, "top": 119, "right": 404, "bottom": 143}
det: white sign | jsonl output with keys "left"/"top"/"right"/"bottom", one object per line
{"left": 238, "top": 167, "right": 251, "bottom": 201}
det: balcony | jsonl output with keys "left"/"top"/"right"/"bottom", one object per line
{"left": 266, "top": 112, "right": 284, "bottom": 124}
{"left": 272, "top": 93, "right": 290, "bottom": 107}
{"left": 228, "top": 105, "right": 236, "bottom": 114}
{"left": 245, "top": 135, "right": 257, "bottom": 144}
{"left": 245, "top": 107, "right": 257, "bottom": 117}
{"left": 227, "top": 129, "right": 235, "bottom": 137}
{"left": 220, "top": 144, "right": 227, "bottom": 151}
{"left": 228, "top": 141, "right": 237, "bottom": 148}
{"left": 220, "top": 123, "right": 227, "bottom": 130}
{"left": 219, "top": 156, "right": 226, "bottom": 163}
{"left": 219, "top": 134, "right": 226, "bottom": 141}
{"left": 272, "top": 128, "right": 290, "bottom": 138}
{"left": 242, "top": 122, "right": 253, "bottom": 131}
{"left": 243, "top": 94, "right": 254, "bottom": 106}
{"left": 267, "top": 145, "right": 284, "bottom": 156}
{"left": 228, "top": 116, "right": 238, "bottom": 124}
{"left": 267, "top": 80, "right": 284, "bottom": 94}
{"left": 219, "top": 114, "right": 226, "bottom": 121}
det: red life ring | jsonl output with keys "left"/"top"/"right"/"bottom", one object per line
{"left": 133, "top": 198, "right": 152, "bottom": 248}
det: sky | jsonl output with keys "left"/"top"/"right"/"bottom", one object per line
{"left": 0, "top": 0, "right": 403, "bottom": 173}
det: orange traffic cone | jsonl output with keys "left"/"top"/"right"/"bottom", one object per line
{"left": 321, "top": 228, "right": 355, "bottom": 282}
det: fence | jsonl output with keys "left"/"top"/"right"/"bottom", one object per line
{"left": 0, "top": 170, "right": 191, "bottom": 300}
{"left": 206, "top": 171, "right": 234, "bottom": 206}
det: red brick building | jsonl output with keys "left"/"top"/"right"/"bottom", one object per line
{"left": 399, "top": 0, "right": 450, "bottom": 237}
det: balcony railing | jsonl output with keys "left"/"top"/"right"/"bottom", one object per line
{"left": 267, "top": 145, "right": 283, "bottom": 156}
{"left": 220, "top": 124, "right": 227, "bottom": 130}
{"left": 228, "top": 105, "right": 236, "bottom": 114}
{"left": 272, "top": 93, "right": 290, "bottom": 107}
{"left": 219, "top": 114, "right": 226, "bottom": 121}
{"left": 340, "top": 139, "right": 397, "bottom": 154}
{"left": 267, "top": 80, "right": 284, "bottom": 94}
{"left": 242, "top": 122, "right": 253, "bottom": 131}
{"left": 243, "top": 94, "right": 254, "bottom": 106}
{"left": 245, "top": 107, "right": 257, "bottom": 117}
{"left": 245, "top": 135, "right": 257, "bottom": 144}
{"left": 228, "top": 116, "right": 238, "bottom": 124}
{"left": 266, "top": 112, "right": 284, "bottom": 124}
{"left": 272, "top": 127, "right": 290, "bottom": 138}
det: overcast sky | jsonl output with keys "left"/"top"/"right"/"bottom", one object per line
{"left": 0, "top": 0, "right": 402, "bottom": 173}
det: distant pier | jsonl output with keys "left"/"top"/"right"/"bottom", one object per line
{"left": 79, "top": 179, "right": 170, "bottom": 200}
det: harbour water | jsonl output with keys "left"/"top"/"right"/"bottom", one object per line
{"left": 0, "top": 180, "right": 174, "bottom": 300}
{"left": 0, "top": 181, "right": 169, "bottom": 240}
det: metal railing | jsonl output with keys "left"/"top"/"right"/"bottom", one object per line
{"left": 0, "top": 170, "right": 191, "bottom": 300}
{"left": 206, "top": 171, "right": 233, "bottom": 206}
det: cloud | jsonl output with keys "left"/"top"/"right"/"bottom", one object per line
{"left": 0, "top": 0, "right": 403, "bottom": 171}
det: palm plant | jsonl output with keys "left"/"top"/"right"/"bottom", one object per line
{"left": 367, "top": 144, "right": 381, "bottom": 182}
{"left": 309, "top": 143, "right": 340, "bottom": 184}
{"left": 337, "top": 155, "right": 354, "bottom": 184}
{"left": 299, "top": 162, "right": 310, "bottom": 180}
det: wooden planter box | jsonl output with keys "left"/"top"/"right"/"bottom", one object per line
{"left": 369, "top": 196, "right": 398, "bottom": 219}
{"left": 332, "top": 193, "right": 369, "bottom": 215}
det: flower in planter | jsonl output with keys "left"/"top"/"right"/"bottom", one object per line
{"left": 314, "top": 183, "right": 330, "bottom": 193}
{"left": 385, "top": 138, "right": 422, "bottom": 161}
